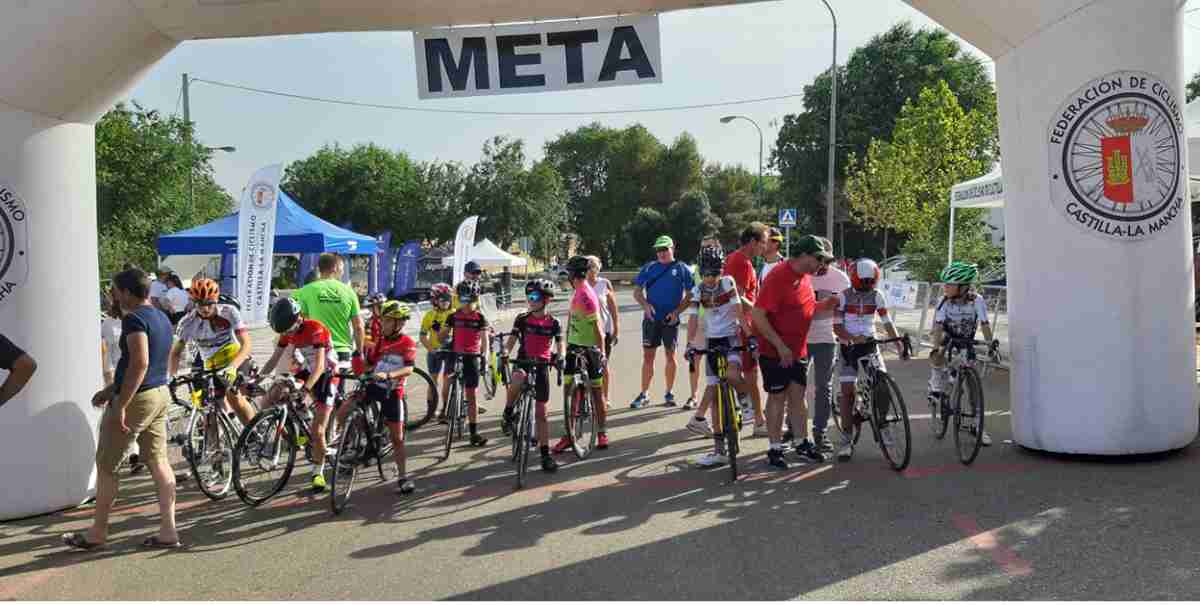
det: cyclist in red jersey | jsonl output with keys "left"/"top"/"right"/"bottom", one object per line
{"left": 500, "top": 279, "right": 563, "bottom": 473}
{"left": 364, "top": 293, "right": 386, "bottom": 356}
{"left": 360, "top": 301, "right": 419, "bottom": 495}
{"left": 261, "top": 298, "right": 339, "bottom": 491}
{"left": 439, "top": 280, "right": 490, "bottom": 447}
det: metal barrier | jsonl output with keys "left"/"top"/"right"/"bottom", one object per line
{"left": 886, "top": 282, "right": 1009, "bottom": 369}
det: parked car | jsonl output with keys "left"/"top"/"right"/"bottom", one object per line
{"left": 880, "top": 255, "right": 911, "bottom": 282}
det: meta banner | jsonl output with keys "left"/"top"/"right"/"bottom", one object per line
{"left": 414, "top": 15, "right": 662, "bottom": 99}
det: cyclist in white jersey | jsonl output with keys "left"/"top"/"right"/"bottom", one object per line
{"left": 928, "top": 261, "right": 996, "bottom": 446}
{"left": 832, "top": 258, "right": 903, "bottom": 461}
{"left": 167, "top": 278, "right": 256, "bottom": 426}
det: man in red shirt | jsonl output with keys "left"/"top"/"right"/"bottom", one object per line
{"left": 723, "top": 222, "right": 768, "bottom": 435}
{"left": 752, "top": 235, "right": 837, "bottom": 470}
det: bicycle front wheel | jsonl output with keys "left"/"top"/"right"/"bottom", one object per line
{"left": 442, "top": 383, "right": 459, "bottom": 461}
{"left": 331, "top": 409, "right": 367, "bottom": 515}
{"left": 566, "top": 383, "right": 596, "bottom": 460}
{"left": 929, "top": 390, "right": 950, "bottom": 440}
{"left": 403, "top": 367, "right": 439, "bottom": 431}
{"left": 873, "top": 372, "right": 912, "bottom": 471}
{"left": 515, "top": 397, "right": 533, "bottom": 489}
{"left": 483, "top": 355, "right": 499, "bottom": 400}
{"left": 187, "top": 409, "right": 236, "bottom": 500}
{"left": 233, "top": 409, "right": 298, "bottom": 507}
{"left": 954, "top": 367, "right": 985, "bottom": 466}
{"left": 721, "top": 384, "right": 740, "bottom": 482}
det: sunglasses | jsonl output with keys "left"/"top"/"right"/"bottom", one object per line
{"left": 701, "top": 271, "right": 721, "bottom": 278}
{"left": 195, "top": 301, "right": 217, "bottom": 308}
{"left": 527, "top": 292, "right": 544, "bottom": 302}
{"left": 655, "top": 247, "right": 671, "bottom": 253}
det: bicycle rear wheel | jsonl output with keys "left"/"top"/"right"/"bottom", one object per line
{"left": 830, "top": 393, "right": 863, "bottom": 447}
{"left": 566, "top": 382, "right": 596, "bottom": 460}
{"left": 954, "top": 367, "right": 985, "bottom": 465}
{"left": 873, "top": 372, "right": 912, "bottom": 471}
{"left": 515, "top": 397, "right": 533, "bottom": 489}
{"left": 233, "top": 409, "right": 298, "bottom": 507}
{"left": 721, "top": 385, "right": 739, "bottom": 482}
{"left": 186, "top": 409, "right": 236, "bottom": 500}
{"left": 442, "top": 383, "right": 459, "bottom": 461}
{"left": 403, "top": 367, "right": 439, "bottom": 431}
{"left": 483, "top": 355, "right": 499, "bottom": 400}
{"left": 331, "top": 410, "right": 367, "bottom": 515}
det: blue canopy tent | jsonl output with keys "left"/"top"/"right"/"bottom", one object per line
{"left": 157, "top": 190, "right": 377, "bottom": 296}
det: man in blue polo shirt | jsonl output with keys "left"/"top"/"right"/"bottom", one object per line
{"left": 631, "top": 235, "right": 694, "bottom": 408}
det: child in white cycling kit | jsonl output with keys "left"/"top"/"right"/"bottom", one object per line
{"left": 832, "top": 258, "right": 903, "bottom": 462}
{"left": 927, "top": 261, "right": 996, "bottom": 446}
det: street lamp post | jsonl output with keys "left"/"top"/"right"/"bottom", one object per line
{"left": 719, "top": 115, "right": 764, "bottom": 205}
{"left": 819, "top": 0, "right": 838, "bottom": 248}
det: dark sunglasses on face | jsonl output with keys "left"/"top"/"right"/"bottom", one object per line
{"left": 701, "top": 271, "right": 721, "bottom": 278}
{"left": 527, "top": 292, "right": 544, "bottom": 302}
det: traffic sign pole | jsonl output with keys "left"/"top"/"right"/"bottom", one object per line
{"left": 785, "top": 227, "right": 790, "bottom": 258}
{"left": 778, "top": 208, "right": 797, "bottom": 257}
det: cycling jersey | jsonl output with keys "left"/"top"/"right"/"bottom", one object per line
{"left": 277, "top": 319, "right": 336, "bottom": 373}
{"left": 175, "top": 304, "right": 246, "bottom": 365}
{"left": 449, "top": 309, "right": 489, "bottom": 354}
{"left": 567, "top": 281, "right": 601, "bottom": 347}
{"left": 420, "top": 307, "right": 455, "bottom": 350}
{"left": 935, "top": 292, "right": 990, "bottom": 341}
{"left": 514, "top": 311, "right": 561, "bottom": 361}
{"left": 835, "top": 288, "right": 892, "bottom": 338}
{"left": 369, "top": 334, "right": 418, "bottom": 393}
{"left": 691, "top": 276, "right": 740, "bottom": 339}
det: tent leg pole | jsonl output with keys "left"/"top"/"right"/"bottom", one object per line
{"left": 948, "top": 206, "right": 956, "bottom": 264}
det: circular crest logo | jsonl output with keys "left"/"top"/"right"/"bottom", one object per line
{"left": 249, "top": 182, "right": 277, "bottom": 210}
{"left": 1048, "top": 70, "right": 1185, "bottom": 241}
{"left": 0, "top": 182, "right": 30, "bottom": 305}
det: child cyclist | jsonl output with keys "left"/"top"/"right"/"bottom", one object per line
{"left": 261, "top": 298, "right": 339, "bottom": 492}
{"left": 356, "top": 300, "right": 420, "bottom": 495}
{"left": 832, "top": 258, "right": 905, "bottom": 462}
{"left": 363, "top": 293, "right": 387, "bottom": 356}
{"left": 419, "top": 283, "right": 455, "bottom": 422}
{"left": 499, "top": 279, "right": 564, "bottom": 473}
{"left": 927, "top": 261, "right": 997, "bottom": 446}
{"left": 438, "top": 280, "right": 490, "bottom": 447}
{"left": 681, "top": 245, "right": 752, "bottom": 468}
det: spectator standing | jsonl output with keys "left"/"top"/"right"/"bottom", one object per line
{"left": 752, "top": 236, "right": 837, "bottom": 470}
{"left": 631, "top": 235, "right": 694, "bottom": 408}
{"left": 759, "top": 228, "right": 785, "bottom": 282}
{"left": 723, "top": 222, "right": 769, "bottom": 436}
{"left": 802, "top": 236, "right": 849, "bottom": 452}
{"left": 164, "top": 274, "right": 190, "bottom": 325}
{"left": 294, "top": 253, "right": 365, "bottom": 369}
{"left": 586, "top": 256, "right": 620, "bottom": 409}
{"left": 149, "top": 266, "right": 173, "bottom": 314}
{"left": 66, "top": 268, "right": 179, "bottom": 550}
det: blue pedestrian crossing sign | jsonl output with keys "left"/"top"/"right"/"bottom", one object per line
{"left": 778, "top": 208, "right": 797, "bottom": 227}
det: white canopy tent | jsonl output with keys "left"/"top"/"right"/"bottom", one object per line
{"left": 442, "top": 238, "right": 528, "bottom": 268}
{"left": 948, "top": 167, "right": 1004, "bottom": 263}
{"left": 1188, "top": 99, "right": 1200, "bottom": 203}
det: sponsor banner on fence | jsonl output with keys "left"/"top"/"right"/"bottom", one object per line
{"left": 414, "top": 14, "right": 662, "bottom": 99}
{"left": 880, "top": 280, "right": 919, "bottom": 310}
{"left": 237, "top": 164, "right": 281, "bottom": 328}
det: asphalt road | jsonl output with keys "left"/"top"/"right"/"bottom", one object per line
{"left": 3, "top": 291, "right": 1199, "bottom": 600}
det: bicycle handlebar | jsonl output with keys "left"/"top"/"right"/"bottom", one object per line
{"left": 844, "top": 335, "right": 913, "bottom": 361}
{"left": 685, "top": 341, "right": 757, "bottom": 371}
{"left": 509, "top": 357, "right": 564, "bottom": 386}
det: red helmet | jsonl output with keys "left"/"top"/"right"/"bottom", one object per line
{"left": 849, "top": 258, "right": 881, "bottom": 291}
{"left": 430, "top": 282, "right": 452, "bottom": 303}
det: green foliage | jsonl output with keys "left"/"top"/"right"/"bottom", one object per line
{"left": 461, "top": 136, "right": 568, "bottom": 258}
{"left": 667, "top": 190, "right": 723, "bottom": 261}
{"left": 1188, "top": 71, "right": 1200, "bottom": 103}
{"left": 621, "top": 207, "right": 669, "bottom": 265}
{"left": 95, "top": 102, "right": 233, "bottom": 278}
{"left": 770, "top": 21, "right": 995, "bottom": 248}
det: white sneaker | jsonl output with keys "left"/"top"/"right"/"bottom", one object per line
{"left": 981, "top": 431, "right": 993, "bottom": 446}
{"left": 686, "top": 416, "right": 713, "bottom": 438}
{"left": 836, "top": 438, "right": 854, "bottom": 462}
{"left": 696, "top": 452, "right": 729, "bottom": 468}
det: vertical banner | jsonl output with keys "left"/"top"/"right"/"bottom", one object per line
{"left": 392, "top": 240, "right": 422, "bottom": 297}
{"left": 236, "top": 164, "right": 281, "bottom": 328}
{"left": 219, "top": 253, "right": 236, "bottom": 298}
{"left": 374, "top": 231, "right": 393, "bottom": 295}
{"left": 297, "top": 252, "right": 319, "bottom": 287}
{"left": 451, "top": 216, "right": 478, "bottom": 286}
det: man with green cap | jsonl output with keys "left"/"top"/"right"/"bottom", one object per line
{"left": 631, "top": 235, "right": 695, "bottom": 409}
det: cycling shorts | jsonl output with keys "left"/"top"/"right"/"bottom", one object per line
{"left": 565, "top": 345, "right": 605, "bottom": 387}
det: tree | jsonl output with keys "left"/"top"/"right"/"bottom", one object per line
{"left": 843, "top": 80, "right": 1000, "bottom": 280}
{"left": 667, "top": 191, "right": 723, "bottom": 261}
{"left": 702, "top": 163, "right": 776, "bottom": 246}
{"left": 771, "top": 22, "right": 995, "bottom": 251}
{"left": 461, "top": 136, "right": 568, "bottom": 258}
{"left": 96, "top": 102, "right": 233, "bottom": 278}
{"left": 1187, "top": 71, "right": 1200, "bottom": 103}
{"left": 620, "top": 207, "right": 668, "bottom": 266}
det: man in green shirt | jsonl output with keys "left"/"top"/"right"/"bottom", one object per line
{"left": 293, "top": 253, "right": 365, "bottom": 369}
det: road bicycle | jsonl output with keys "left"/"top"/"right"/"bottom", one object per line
{"left": 686, "top": 339, "right": 755, "bottom": 482}
{"left": 928, "top": 337, "right": 1000, "bottom": 465}
{"left": 167, "top": 364, "right": 257, "bottom": 500}
{"left": 481, "top": 330, "right": 508, "bottom": 400}
{"left": 561, "top": 346, "right": 601, "bottom": 460}
{"left": 330, "top": 370, "right": 438, "bottom": 514}
{"left": 507, "top": 358, "right": 561, "bottom": 489}
{"left": 441, "top": 352, "right": 485, "bottom": 460}
{"left": 831, "top": 335, "right": 914, "bottom": 471}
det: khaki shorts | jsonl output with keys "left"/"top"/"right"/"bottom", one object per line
{"left": 96, "top": 386, "right": 170, "bottom": 475}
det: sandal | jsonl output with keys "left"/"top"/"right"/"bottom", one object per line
{"left": 62, "top": 532, "right": 105, "bottom": 551}
{"left": 141, "top": 536, "right": 184, "bottom": 549}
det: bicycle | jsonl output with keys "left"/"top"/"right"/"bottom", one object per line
{"left": 831, "top": 335, "right": 914, "bottom": 471}
{"left": 330, "top": 370, "right": 438, "bottom": 514}
{"left": 928, "top": 337, "right": 1000, "bottom": 465}
{"left": 441, "top": 352, "right": 485, "bottom": 460}
{"left": 561, "top": 346, "right": 601, "bottom": 460}
{"left": 686, "top": 339, "right": 755, "bottom": 482}
{"left": 507, "top": 358, "right": 561, "bottom": 489}
{"left": 481, "top": 330, "right": 507, "bottom": 401}
{"left": 167, "top": 362, "right": 260, "bottom": 500}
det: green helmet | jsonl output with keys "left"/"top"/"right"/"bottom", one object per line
{"left": 940, "top": 261, "right": 978, "bottom": 285}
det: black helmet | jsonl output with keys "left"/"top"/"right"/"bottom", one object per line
{"left": 525, "top": 279, "right": 555, "bottom": 299}
{"left": 698, "top": 244, "right": 725, "bottom": 276}
{"left": 456, "top": 280, "right": 481, "bottom": 303}
{"left": 464, "top": 260, "right": 482, "bottom": 275}
{"left": 565, "top": 255, "right": 591, "bottom": 279}
{"left": 269, "top": 298, "right": 302, "bottom": 334}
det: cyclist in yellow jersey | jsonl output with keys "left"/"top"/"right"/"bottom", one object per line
{"left": 420, "top": 282, "right": 456, "bottom": 421}
{"left": 167, "top": 279, "right": 256, "bottom": 425}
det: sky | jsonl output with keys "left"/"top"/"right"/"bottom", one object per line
{"left": 124, "top": 0, "right": 1200, "bottom": 198}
